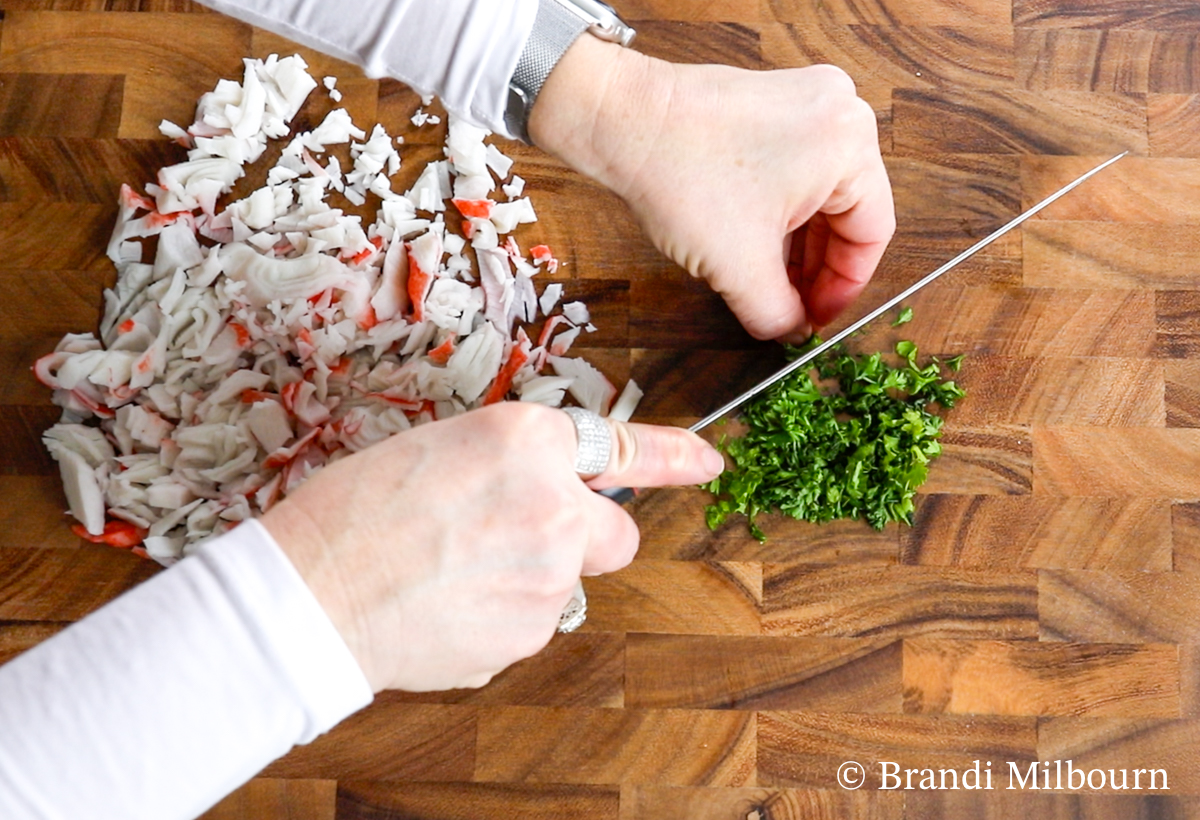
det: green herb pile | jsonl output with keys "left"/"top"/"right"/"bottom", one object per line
{"left": 704, "top": 336, "right": 965, "bottom": 540}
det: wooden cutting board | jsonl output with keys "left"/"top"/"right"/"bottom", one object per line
{"left": 2, "top": 1, "right": 1200, "bottom": 818}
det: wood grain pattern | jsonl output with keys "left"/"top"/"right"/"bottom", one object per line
{"left": 620, "top": 786, "right": 904, "bottom": 820}
{"left": 0, "top": 547, "right": 158, "bottom": 618}
{"left": 199, "top": 779, "right": 336, "bottom": 820}
{"left": 903, "top": 496, "right": 1173, "bottom": 571}
{"left": 338, "top": 781, "right": 619, "bottom": 820}
{"left": 758, "top": 712, "right": 1036, "bottom": 788}
{"left": 0, "top": 73, "right": 123, "bottom": 137}
{"left": 1033, "top": 429, "right": 1200, "bottom": 496}
{"left": 474, "top": 707, "right": 756, "bottom": 787}
{"left": 945, "top": 356, "right": 1164, "bottom": 426}
{"left": 584, "top": 560, "right": 762, "bottom": 636}
{"left": 762, "top": 566, "right": 1038, "bottom": 639}
{"left": 1174, "top": 502, "right": 1200, "bottom": 572}
{"left": 902, "top": 639, "right": 1180, "bottom": 717}
{"left": 906, "top": 792, "right": 1200, "bottom": 818}
{"left": 1024, "top": 223, "right": 1200, "bottom": 290}
{"left": 1039, "top": 717, "right": 1200, "bottom": 793}
{"left": 1023, "top": 156, "right": 1200, "bottom": 222}
{"left": 625, "top": 634, "right": 903, "bottom": 711}
{"left": 1150, "top": 94, "right": 1200, "bottom": 158}
{"left": 892, "top": 89, "right": 1146, "bottom": 155}
{"left": 1040, "top": 571, "right": 1200, "bottom": 643}
{"left": 3, "top": 2, "right": 1200, "bottom": 814}
{"left": 1013, "top": 0, "right": 1200, "bottom": 30}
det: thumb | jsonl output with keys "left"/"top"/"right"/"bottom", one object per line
{"left": 584, "top": 419, "right": 725, "bottom": 491}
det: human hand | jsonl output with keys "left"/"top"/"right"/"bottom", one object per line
{"left": 261, "top": 402, "right": 723, "bottom": 693}
{"left": 530, "top": 37, "right": 895, "bottom": 342}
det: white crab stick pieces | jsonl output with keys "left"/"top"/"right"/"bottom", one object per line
{"left": 40, "top": 55, "right": 641, "bottom": 563}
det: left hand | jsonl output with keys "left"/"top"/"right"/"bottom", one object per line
{"left": 261, "top": 402, "right": 722, "bottom": 693}
{"left": 530, "top": 37, "right": 896, "bottom": 343}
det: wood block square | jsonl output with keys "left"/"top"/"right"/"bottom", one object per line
{"left": 1156, "top": 291, "right": 1200, "bottom": 358}
{"left": 1150, "top": 94, "right": 1200, "bottom": 158}
{"left": 0, "top": 545, "right": 158, "bottom": 619}
{"left": 1039, "top": 717, "right": 1200, "bottom": 794}
{"left": 625, "top": 634, "right": 903, "bottom": 711}
{"left": 1039, "top": 571, "right": 1200, "bottom": 643}
{"left": 1174, "top": 502, "right": 1200, "bottom": 572}
{"left": 584, "top": 560, "right": 762, "bottom": 636}
{"left": 198, "top": 778, "right": 335, "bottom": 820}
{"left": 474, "top": 707, "right": 756, "bottom": 787}
{"left": 263, "top": 702, "right": 476, "bottom": 782}
{"left": 1013, "top": 0, "right": 1200, "bottom": 30}
{"left": 338, "top": 781, "right": 619, "bottom": 820}
{"left": 0, "top": 477, "right": 84, "bottom": 549}
{"left": 0, "top": 73, "right": 122, "bottom": 137}
{"left": 903, "top": 639, "right": 1180, "bottom": 718}
{"left": 893, "top": 89, "right": 1146, "bottom": 156}
{"left": 385, "top": 633, "right": 624, "bottom": 709}
{"left": 758, "top": 712, "right": 1036, "bottom": 788}
{"left": 1034, "top": 428, "right": 1200, "bottom": 497}
{"left": 635, "top": 21, "right": 761, "bottom": 69}
{"left": 943, "top": 357, "right": 1164, "bottom": 427}
{"left": 922, "top": 424, "right": 1033, "bottom": 496}
{"left": 1025, "top": 223, "right": 1200, "bottom": 290}
{"left": 904, "top": 496, "right": 1173, "bottom": 571}
{"left": 619, "top": 785, "right": 904, "bottom": 820}
{"left": 1022, "top": 156, "right": 1200, "bottom": 223}
{"left": 762, "top": 565, "right": 1038, "bottom": 640}
{"left": 775, "top": 0, "right": 1013, "bottom": 27}
{"left": 633, "top": 485, "right": 900, "bottom": 566}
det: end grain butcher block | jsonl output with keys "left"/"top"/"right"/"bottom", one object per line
{"left": 2, "top": 1, "right": 1200, "bottom": 818}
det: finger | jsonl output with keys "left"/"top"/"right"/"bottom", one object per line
{"left": 578, "top": 491, "right": 640, "bottom": 576}
{"left": 584, "top": 419, "right": 725, "bottom": 491}
{"left": 803, "top": 162, "right": 896, "bottom": 327}
{"left": 714, "top": 255, "right": 812, "bottom": 342}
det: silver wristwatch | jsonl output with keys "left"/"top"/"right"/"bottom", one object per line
{"left": 505, "top": 0, "right": 636, "bottom": 143}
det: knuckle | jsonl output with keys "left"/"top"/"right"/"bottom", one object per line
{"left": 812, "top": 63, "right": 856, "bottom": 94}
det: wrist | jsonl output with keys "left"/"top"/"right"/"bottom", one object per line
{"left": 262, "top": 500, "right": 385, "bottom": 692}
{"left": 527, "top": 34, "right": 666, "bottom": 198}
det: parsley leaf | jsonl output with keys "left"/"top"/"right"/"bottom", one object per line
{"left": 704, "top": 336, "right": 965, "bottom": 540}
{"left": 892, "top": 306, "right": 914, "bottom": 326}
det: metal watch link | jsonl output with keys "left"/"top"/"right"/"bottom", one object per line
{"left": 505, "top": 0, "right": 636, "bottom": 143}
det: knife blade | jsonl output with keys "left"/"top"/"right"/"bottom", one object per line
{"left": 599, "top": 151, "right": 1128, "bottom": 504}
{"left": 688, "top": 150, "right": 1128, "bottom": 434}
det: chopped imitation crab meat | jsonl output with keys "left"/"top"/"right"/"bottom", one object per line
{"left": 38, "top": 54, "right": 637, "bottom": 566}
{"left": 72, "top": 519, "right": 147, "bottom": 549}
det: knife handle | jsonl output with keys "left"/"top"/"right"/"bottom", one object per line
{"left": 598, "top": 486, "right": 637, "bottom": 505}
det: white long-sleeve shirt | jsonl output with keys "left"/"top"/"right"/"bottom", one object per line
{"left": 199, "top": 0, "right": 536, "bottom": 138}
{"left": 0, "top": 3, "right": 538, "bottom": 817}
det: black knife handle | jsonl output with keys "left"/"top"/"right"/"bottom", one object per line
{"left": 598, "top": 486, "right": 637, "bottom": 505}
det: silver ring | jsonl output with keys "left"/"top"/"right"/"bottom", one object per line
{"left": 562, "top": 407, "right": 611, "bottom": 476}
{"left": 558, "top": 580, "right": 587, "bottom": 633}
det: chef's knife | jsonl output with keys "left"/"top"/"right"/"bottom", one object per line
{"left": 599, "top": 150, "right": 1128, "bottom": 504}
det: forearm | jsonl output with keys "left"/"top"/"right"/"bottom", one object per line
{"left": 0, "top": 521, "right": 371, "bottom": 820}
{"left": 195, "top": 0, "right": 536, "bottom": 136}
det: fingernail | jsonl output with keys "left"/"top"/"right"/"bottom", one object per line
{"left": 702, "top": 445, "right": 725, "bottom": 477}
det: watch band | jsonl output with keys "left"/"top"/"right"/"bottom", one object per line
{"left": 506, "top": 0, "right": 591, "bottom": 143}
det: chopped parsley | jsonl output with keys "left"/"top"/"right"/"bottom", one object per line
{"left": 892, "top": 306, "right": 914, "bottom": 326}
{"left": 703, "top": 337, "right": 965, "bottom": 540}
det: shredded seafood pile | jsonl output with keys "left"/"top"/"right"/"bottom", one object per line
{"left": 37, "top": 55, "right": 641, "bottom": 565}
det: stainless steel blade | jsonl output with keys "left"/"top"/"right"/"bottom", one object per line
{"left": 687, "top": 151, "right": 1129, "bottom": 434}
